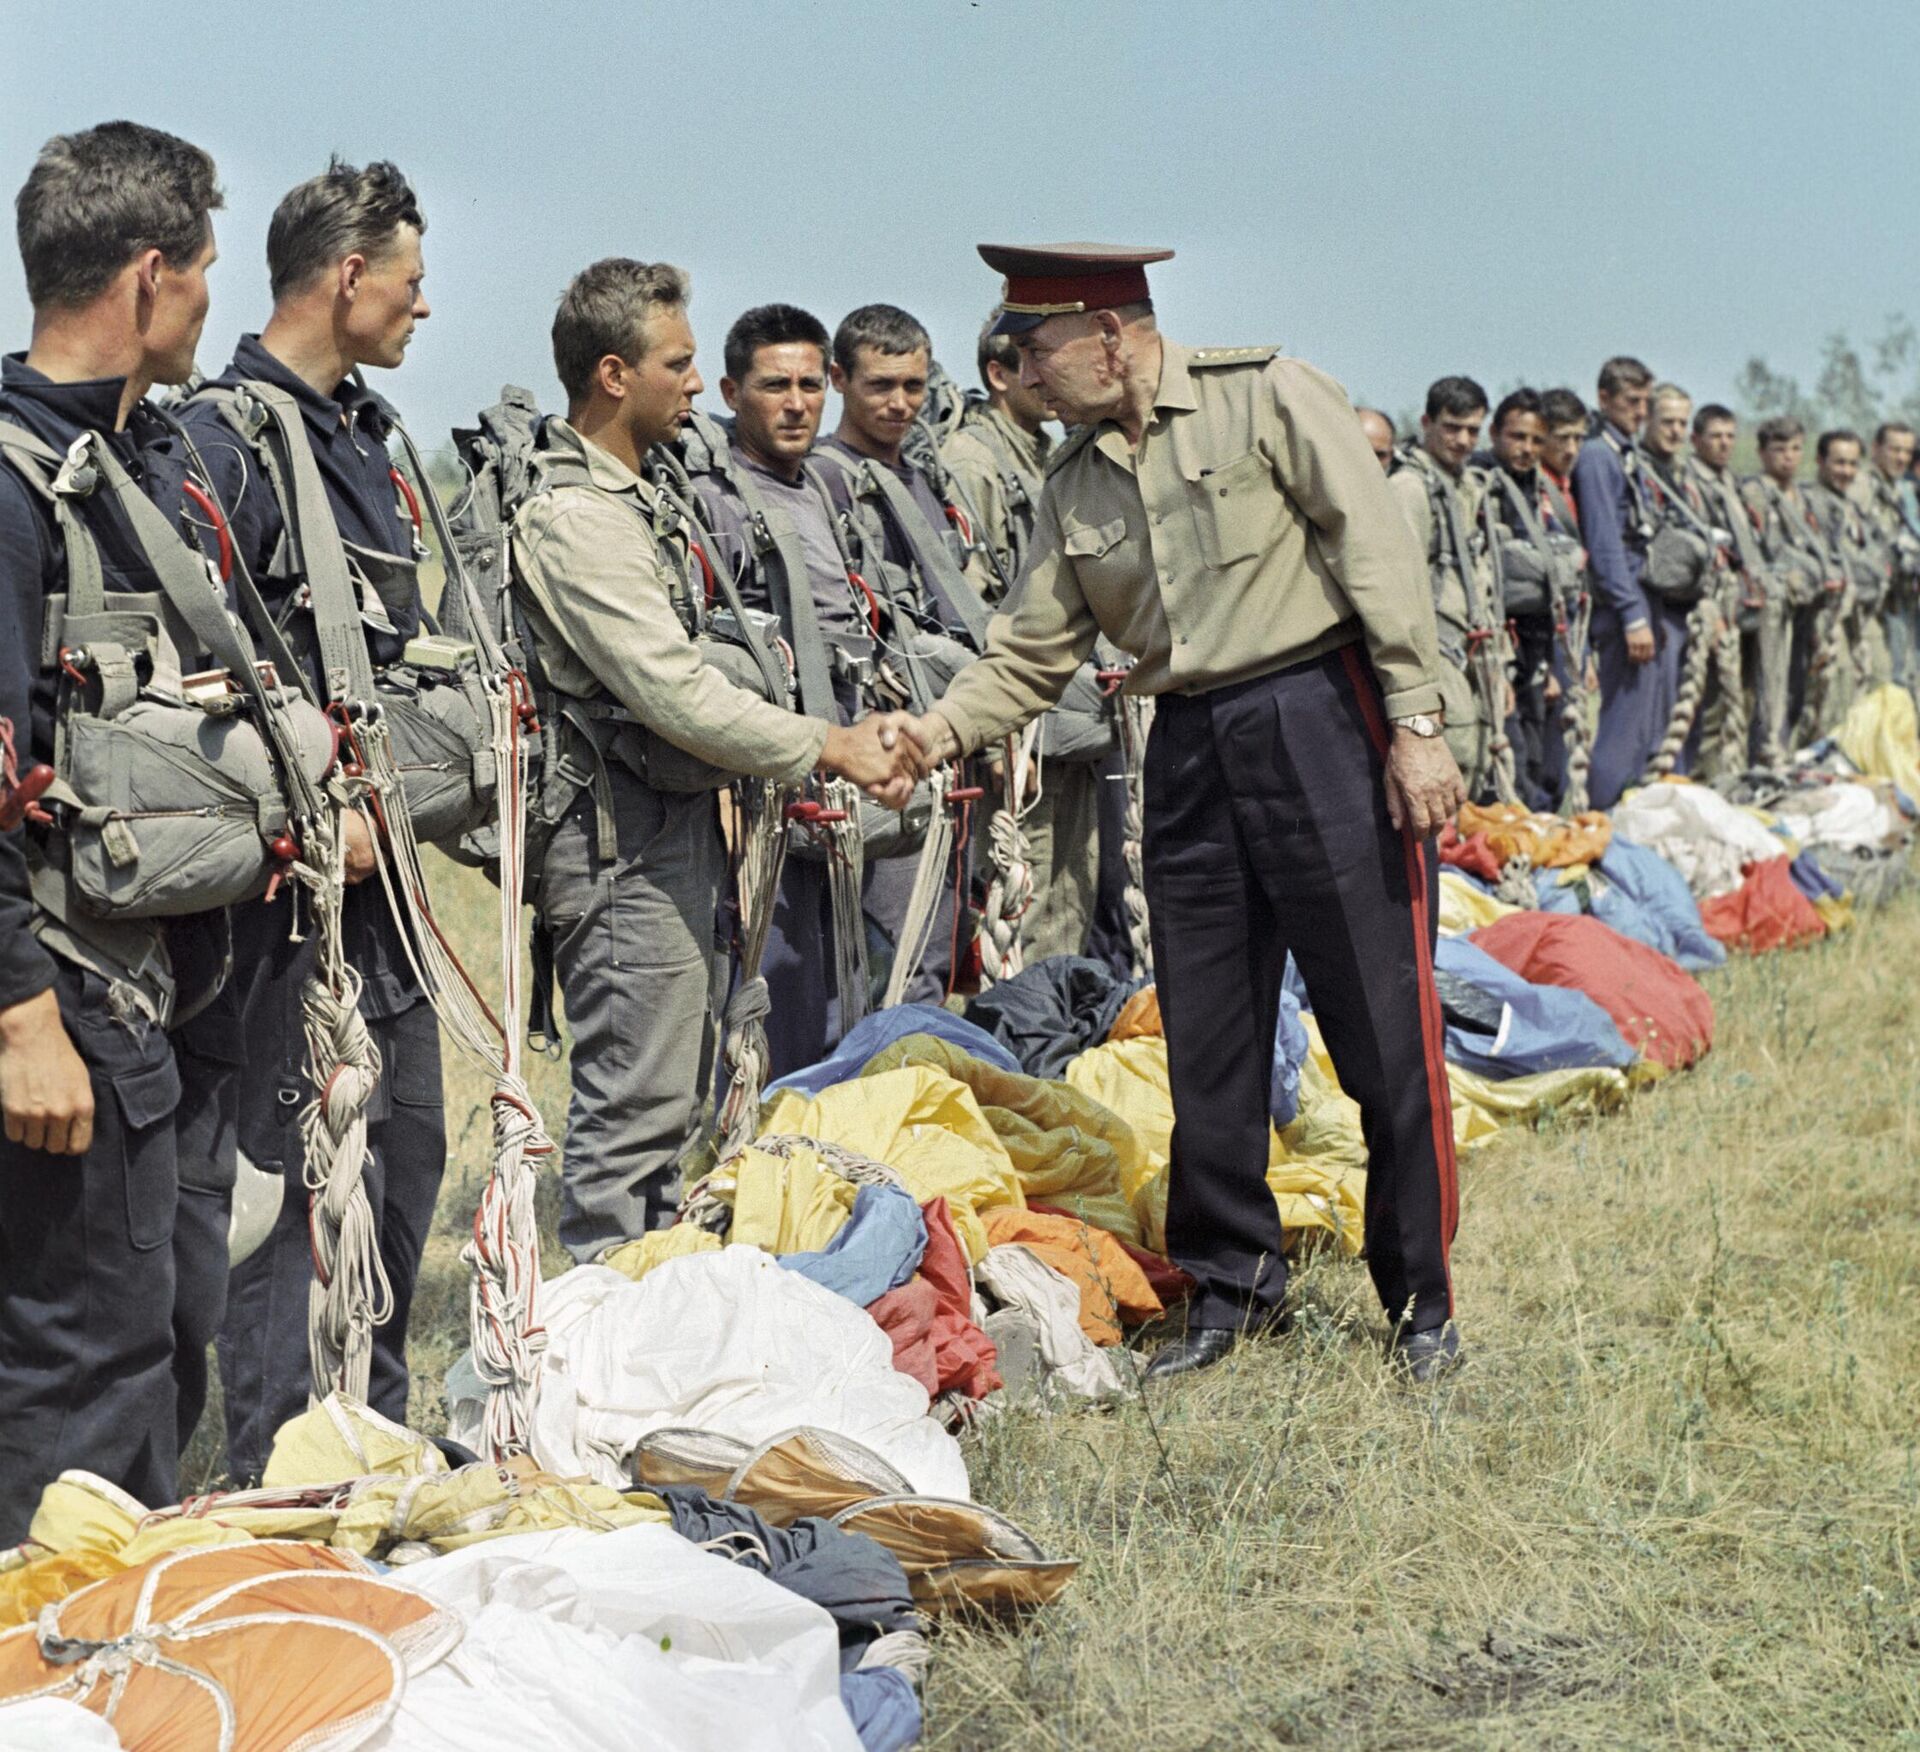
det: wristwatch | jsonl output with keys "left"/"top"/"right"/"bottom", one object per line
{"left": 1391, "top": 712, "right": 1444, "bottom": 739}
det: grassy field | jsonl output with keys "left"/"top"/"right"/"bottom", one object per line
{"left": 268, "top": 853, "right": 1920, "bottom": 1749}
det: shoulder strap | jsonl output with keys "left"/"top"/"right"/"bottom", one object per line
{"left": 856, "top": 457, "right": 991, "bottom": 650}
{"left": 647, "top": 452, "right": 791, "bottom": 707}
{"left": 229, "top": 381, "right": 378, "bottom": 704}
{"left": 704, "top": 443, "right": 837, "bottom": 721}
{"left": 0, "top": 420, "right": 110, "bottom": 624}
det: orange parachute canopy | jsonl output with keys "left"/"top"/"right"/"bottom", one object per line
{"left": 0, "top": 1541, "right": 460, "bottom": 1751}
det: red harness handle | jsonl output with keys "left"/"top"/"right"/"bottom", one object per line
{"left": 181, "top": 478, "right": 234, "bottom": 584}
{"left": 847, "top": 570, "right": 883, "bottom": 638}
{"left": 389, "top": 467, "right": 424, "bottom": 538}
{"left": 690, "top": 541, "right": 717, "bottom": 609}
{"left": 0, "top": 717, "right": 54, "bottom": 830}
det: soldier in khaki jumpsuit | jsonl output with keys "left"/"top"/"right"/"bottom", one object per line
{"left": 513, "top": 259, "right": 912, "bottom": 1257}
{"left": 892, "top": 245, "right": 1467, "bottom": 1382}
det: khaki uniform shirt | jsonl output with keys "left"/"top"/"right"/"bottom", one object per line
{"left": 941, "top": 405, "right": 1052, "bottom": 601}
{"left": 934, "top": 341, "right": 1443, "bottom": 755}
{"left": 511, "top": 417, "right": 828, "bottom": 784}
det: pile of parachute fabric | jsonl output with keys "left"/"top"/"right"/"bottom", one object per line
{"left": 2, "top": 683, "right": 1914, "bottom": 1751}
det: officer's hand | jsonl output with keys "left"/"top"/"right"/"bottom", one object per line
{"left": 342, "top": 808, "right": 378, "bottom": 885}
{"left": 894, "top": 711, "right": 962, "bottom": 767}
{"left": 1384, "top": 730, "right": 1467, "bottom": 841}
{"left": 1625, "top": 622, "right": 1656, "bottom": 666}
{"left": 0, "top": 987, "right": 94, "bottom": 1156}
{"left": 821, "top": 718, "right": 920, "bottom": 810}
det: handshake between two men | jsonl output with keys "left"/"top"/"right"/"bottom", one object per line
{"left": 814, "top": 710, "right": 963, "bottom": 810}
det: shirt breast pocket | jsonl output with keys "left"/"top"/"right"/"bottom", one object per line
{"left": 1062, "top": 516, "right": 1126, "bottom": 561}
{"left": 1186, "top": 448, "right": 1272, "bottom": 568}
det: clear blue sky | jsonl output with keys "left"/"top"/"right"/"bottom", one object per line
{"left": 4, "top": 0, "right": 1916, "bottom": 441}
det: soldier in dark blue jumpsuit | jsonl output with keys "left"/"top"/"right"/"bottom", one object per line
{"left": 0, "top": 123, "right": 231, "bottom": 1539}
{"left": 178, "top": 162, "right": 444, "bottom": 1482}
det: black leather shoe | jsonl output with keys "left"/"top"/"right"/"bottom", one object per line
{"left": 1145, "top": 1327, "right": 1238, "bottom": 1382}
{"left": 1390, "top": 1323, "right": 1464, "bottom": 1383}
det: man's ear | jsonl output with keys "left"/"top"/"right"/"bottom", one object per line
{"left": 339, "top": 253, "right": 368, "bottom": 303}
{"left": 594, "top": 353, "right": 627, "bottom": 403}
{"left": 130, "top": 248, "right": 165, "bottom": 323}
{"left": 985, "top": 358, "right": 1012, "bottom": 397}
{"left": 719, "top": 376, "right": 742, "bottom": 412}
{"left": 829, "top": 361, "right": 848, "bottom": 393}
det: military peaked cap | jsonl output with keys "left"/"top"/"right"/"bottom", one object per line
{"left": 978, "top": 243, "right": 1174, "bottom": 336}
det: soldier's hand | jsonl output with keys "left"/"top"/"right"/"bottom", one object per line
{"left": 893, "top": 711, "right": 962, "bottom": 767}
{"left": 1625, "top": 622, "right": 1656, "bottom": 666}
{"left": 342, "top": 808, "right": 378, "bottom": 884}
{"left": 1384, "top": 729, "right": 1467, "bottom": 841}
{"left": 0, "top": 987, "right": 95, "bottom": 1156}
{"left": 821, "top": 718, "right": 920, "bottom": 810}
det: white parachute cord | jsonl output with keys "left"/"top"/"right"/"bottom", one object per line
{"left": 352, "top": 677, "right": 556, "bottom": 1457}
{"left": 1118, "top": 694, "right": 1154, "bottom": 981}
{"left": 715, "top": 778, "right": 796, "bottom": 1157}
{"left": 977, "top": 725, "right": 1040, "bottom": 990}
{"left": 824, "top": 778, "right": 871, "bottom": 1031}
{"left": 881, "top": 765, "right": 957, "bottom": 1009}
{"left": 295, "top": 791, "right": 390, "bottom": 1407}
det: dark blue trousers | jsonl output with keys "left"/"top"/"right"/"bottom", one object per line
{"left": 1143, "top": 647, "right": 1458, "bottom": 1335}
{"left": 0, "top": 963, "right": 182, "bottom": 1541}
{"left": 1590, "top": 600, "right": 1691, "bottom": 808}
{"left": 761, "top": 857, "right": 842, "bottom": 1081}
{"left": 216, "top": 912, "right": 445, "bottom": 1482}
{"left": 171, "top": 1029, "right": 240, "bottom": 1457}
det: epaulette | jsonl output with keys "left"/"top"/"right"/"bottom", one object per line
{"left": 1045, "top": 424, "right": 1100, "bottom": 476}
{"left": 1188, "top": 345, "right": 1281, "bottom": 369}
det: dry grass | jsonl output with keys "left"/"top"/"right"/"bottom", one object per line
{"left": 321, "top": 857, "right": 1920, "bottom": 1747}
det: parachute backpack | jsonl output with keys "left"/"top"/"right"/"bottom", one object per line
{"left": 0, "top": 419, "right": 336, "bottom": 1023}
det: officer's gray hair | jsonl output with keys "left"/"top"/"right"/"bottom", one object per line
{"left": 833, "top": 304, "right": 930, "bottom": 377}
{"left": 1649, "top": 382, "right": 1691, "bottom": 412}
{"left": 552, "top": 258, "right": 690, "bottom": 403}
{"left": 15, "top": 121, "right": 222, "bottom": 310}
{"left": 267, "top": 159, "right": 424, "bottom": 301}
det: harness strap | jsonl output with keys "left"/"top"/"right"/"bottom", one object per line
{"left": 238, "top": 383, "right": 380, "bottom": 704}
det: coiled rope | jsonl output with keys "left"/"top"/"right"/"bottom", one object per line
{"left": 881, "top": 766, "right": 956, "bottom": 1008}
{"left": 715, "top": 778, "right": 794, "bottom": 1157}
{"left": 1117, "top": 695, "right": 1154, "bottom": 980}
{"left": 977, "top": 726, "right": 1040, "bottom": 989}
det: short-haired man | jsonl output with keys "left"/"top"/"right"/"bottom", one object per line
{"left": 893, "top": 244, "right": 1466, "bottom": 1382}
{"left": 1569, "top": 356, "right": 1662, "bottom": 806}
{"left": 815, "top": 304, "right": 985, "bottom": 1000}
{"left": 1741, "top": 416, "right": 1841, "bottom": 743}
{"left": 1387, "top": 375, "right": 1509, "bottom": 797}
{"left": 941, "top": 320, "right": 1107, "bottom": 964}
{"left": 1473, "top": 389, "right": 1581, "bottom": 807}
{"left": 1688, "top": 404, "right": 1784, "bottom": 768}
{"left": 1808, "top": 428, "right": 1894, "bottom": 707}
{"left": 1357, "top": 407, "right": 1396, "bottom": 472}
{"left": 179, "top": 159, "right": 444, "bottom": 1482}
{"left": 680, "top": 301, "right": 873, "bottom": 1074}
{"left": 1854, "top": 422, "right": 1920, "bottom": 693}
{"left": 0, "top": 121, "right": 228, "bottom": 1536}
{"left": 942, "top": 322, "right": 1056, "bottom": 599}
{"left": 514, "top": 260, "right": 910, "bottom": 1258}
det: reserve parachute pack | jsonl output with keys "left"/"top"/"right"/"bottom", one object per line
{"left": 0, "top": 419, "right": 335, "bottom": 1016}
{"left": 186, "top": 377, "right": 498, "bottom": 847}
{"left": 1636, "top": 451, "right": 1722, "bottom": 608}
{"left": 446, "top": 389, "right": 792, "bottom": 875}
{"left": 1472, "top": 463, "right": 1583, "bottom": 622}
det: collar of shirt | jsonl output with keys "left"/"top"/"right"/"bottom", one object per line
{"left": 226, "top": 333, "right": 392, "bottom": 447}
{"left": 1092, "top": 337, "right": 1198, "bottom": 472}
{"left": 1, "top": 352, "right": 141, "bottom": 446}
{"left": 543, "top": 413, "right": 660, "bottom": 508}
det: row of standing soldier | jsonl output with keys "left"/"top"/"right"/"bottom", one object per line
{"left": 1368, "top": 363, "right": 1920, "bottom": 814}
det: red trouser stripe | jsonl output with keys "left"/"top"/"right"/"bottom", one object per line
{"left": 1338, "top": 647, "right": 1458, "bottom": 1310}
